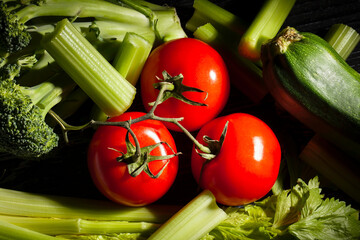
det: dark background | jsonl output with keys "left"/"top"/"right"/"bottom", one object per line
{"left": 1, "top": 0, "right": 359, "bottom": 207}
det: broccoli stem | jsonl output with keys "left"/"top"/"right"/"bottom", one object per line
{"left": 20, "top": 72, "right": 76, "bottom": 119}
{"left": 42, "top": 18, "right": 136, "bottom": 117}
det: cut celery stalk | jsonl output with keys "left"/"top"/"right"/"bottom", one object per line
{"left": 113, "top": 32, "right": 153, "bottom": 86}
{"left": 0, "top": 215, "right": 160, "bottom": 236}
{"left": 148, "top": 190, "right": 228, "bottom": 240}
{"left": 324, "top": 23, "right": 360, "bottom": 60}
{"left": 238, "top": 0, "right": 296, "bottom": 61}
{"left": 186, "top": 0, "right": 245, "bottom": 38}
{"left": 42, "top": 18, "right": 136, "bottom": 117}
{"left": 0, "top": 219, "right": 57, "bottom": 240}
{"left": 0, "top": 188, "right": 179, "bottom": 223}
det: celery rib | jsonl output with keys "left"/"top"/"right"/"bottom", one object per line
{"left": 0, "top": 219, "right": 57, "bottom": 240}
{"left": 0, "top": 188, "right": 180, "bottom": 223}
{"left": 17, "top": 0, "right": 150, "bottom": 26}
{"left": 324, "top": 23, "right": 360, "bottom": 60}
{"left": 148, "top": 190, "right": 228, "bottom": 240}
{"left": 42, "top": 18, "right": 136, "bottom": 117}
{"left": 0, "top": 215, "right": 160, "bottom": 236}
{"left": 113, "top": 32, "right": 153, "bottom": 86}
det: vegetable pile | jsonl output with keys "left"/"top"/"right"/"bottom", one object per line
{"left": 0, "top": 0, "right": 360, "bottom": 239}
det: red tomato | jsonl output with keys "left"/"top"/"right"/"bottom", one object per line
{"left": 140, "top": 38, "right": 230, "bottom": 132}
{"left": 87, "top": 112, "right": 179, "bottom": 207}
{"left": 191, "top": 113, "right": 281, "bottom": 206}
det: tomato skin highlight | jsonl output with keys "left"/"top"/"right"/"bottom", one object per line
{"left": 140, "top": 38, "right": 230, "bottom": 132}
{"left": 191, "top": 113, "right": 281, "bottom": 206}
{"left": 87, "top": 112, "right": 179, "bottom": 207}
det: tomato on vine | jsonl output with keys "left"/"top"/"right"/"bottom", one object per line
{"left": 87, "top": 112, "right": 179, "bottom": 207}
{"left": 140, "top": 38, "right": 230, "bottom": 132}
{"left": 191, "top": 113, "right": 281, "bottom": 206}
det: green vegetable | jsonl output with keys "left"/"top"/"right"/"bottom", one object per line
{"left": 299, "top": 24, "right": 360, "bottom": 203}
{"left": 42, "top": 18, "right": 136, "bottom": 118}
{"left": 148, "top": 190, "right": 228, "bottom": 240}
{"left": 0, "top": 215, "right": 160, "bottom": 236}
{"left": 261, "top": 26, "right": 360, "bottom": 159}
{"left": 112, "top": 32, "right": 153, "bottom": 86}
{"left": 0, "top": 187, "right": 179, "bottom": 223}
{"left": 0, "top": 219, "right": 58, "bottom": 240}
{"left": 0, "top": 0, "right": 186, "bottom": 54}
{"left": 238, "top": 0, "right": 296, "bottom": 61}
{"left": 0, "top": 54, "right": 75, "bottom": 159}
{"left": 0, "top": 187, "right": 180, "bottom": 239}
{"left": 202, "top": 177, "right": 360, "bottom": 240}
{"left": 324, "top": 23, "right": 360, "bottom": 60}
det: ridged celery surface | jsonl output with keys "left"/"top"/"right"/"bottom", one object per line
{"left": 113, "top": 32, "right": 152, "bottom": 86}
{"left": 324, "top": 23, "right": 360, "bottom": 60}
{"left": 0, "top": 215, "right": 160, "bottom": 236}
{"left": 0, "top": 219, "right": 58, "bottom": 240}
{"left": 42, "top": 18, "right": 136, "bottom": 117}
{"left": 0, "top": 188, "right": 179, "bottom": 223}
{"left": 186, "top": 0, "right": 244, "bottom": 42}
{"left": 148, "top": 190, "right": 227, "bottom": 240}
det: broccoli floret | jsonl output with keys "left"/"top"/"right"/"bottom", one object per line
{"left": 0, "top": 1, "right": 31, "bottom": 53}
{"left": 0, "top": 78, "right": 59, "bottom": 159}
{"left": 0, "top": 56, "right": 74, "bottom": 159}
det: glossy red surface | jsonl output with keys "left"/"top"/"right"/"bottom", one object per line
{"left": 141, "top": 38, "right": 230, "bottom": 132}
{"left": 191, "top": 113, "right": 281, "bottom": 206}
{"left": 87, "top": 112, "right": 179, "bottom": 207}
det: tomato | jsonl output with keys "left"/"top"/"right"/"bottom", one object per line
{"left": 87, "top": 112, "right": 179, "bottom": 207}
{"left": 140, "top": 38, "right": 230, "bottom": 132}
{"left": 191, "top": 113, "right": 281, "bottom": 206}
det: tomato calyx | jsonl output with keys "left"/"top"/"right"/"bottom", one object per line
{"left": 195, "top": 121, "right": 228, "bottom": 187}
{"left": 111, "top": 129, "right": 180, "bottom": 179}
{"left": 195, "top": 121, "right": 228, "bottom": 161}
{"left": 149, "top": 70, "right": 208, "bottom": 107}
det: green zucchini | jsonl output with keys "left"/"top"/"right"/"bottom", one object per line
{"left": 261, "top": 27, "right": 360, "bottom": 159}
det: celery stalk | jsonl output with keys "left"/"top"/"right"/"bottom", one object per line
{"left": 0, "top": 219, "right": 57, "bottom": 240}
{"left": 0, "top": 188, "right": 179, "bottom": 223}
{"left": 186, "top": 0, "right": 245, "bottom": 39}
{"left": 42, "top": 18, "right": 136, "bottom": 117}
{"left": 299, "top": 135, "right": 360, "bottom": 203}
{"left": 0, "top": 215, "right": 160, "bottom": 236}
{"left": 113, "top": 32, "right": 153, "bottom": 86}
{"left": 147, "top": 190, "right": 228, "bottom": 240}
{"left": 238, "top": 0, "right": 296, "bottom": 61}
{"left": 324, "top": 23, "right": 360, "bottom": 60}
